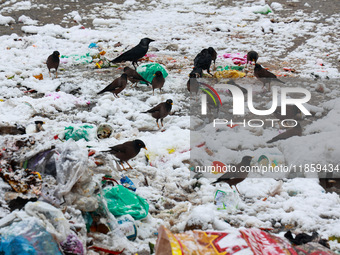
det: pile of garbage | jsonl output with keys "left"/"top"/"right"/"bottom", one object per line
{"left": 0, "top": 129, "right": 149, "bottom": 254}
{"left": 1, "top": 123, "right": 339, "bottom": 254}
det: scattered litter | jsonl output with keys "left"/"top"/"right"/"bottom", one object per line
{"left": 329, "top": 236, "right": 340, "bottom": 243}
{"left": 64, "top": 124, "right": 95, "bottom": 141}
{"left": 155, "top": 226, "right": 337, "bottom": 254}
{"left": 88, "top": 246, "right": 125, "bottom": 254}
{"left": 25, "top": 201, "right": 72, "bottom": 243}
{"left": 95, "top": 57, "right": 111, "bottom": 68}
{"left": 97, "top": 123, "right": 114, "bottom": 139}
{"left": 0, "top": 218, "right": 63, "bottom": 255}
{"left": 0, "top": 167, "right": 42, "bottom": 194}
{"left": 145, "top": 53, "right": 157, "bottom": 58}
{"left": 223, "top": 53, "right": 247, "bottom": 65}
{"left": 214, "top": 70, "right": 246, "bottom": 79}
{"left": 116, "top": 214, "right": 137, "bottom": 241}
{"left": 33, "top": 73, "right": 43, "bottom": 80}
{"left": 250, "top": 4, "right": 273, "bottom": 14}
{"left": 103, "top": 185, "right": 149, "bottom": 220}
{"left": 283, "top": 67, "right": 296, "bottom": 73}
{"left": 257, "top": 153, "right": 285, "bottom": 169}
{"left": 120, "top": 175, "right": 137, "bottom": 192}
{"left": 214, "top": 189, "right": 240, "bottom": 212}
{"left": 216, "top": 65, "right": 244, "bottom": 71}
{"left": 0, "top": 2, "right": 340, "bottom": 254}
{"left": 136, "top": 63, "right": 168, "bottom": 84}
{"left": 88, "top": 42, "right": 98, "bottom": 48}
{"left": 60, "top": 53, "right": 92, "bottom": 64}
{"left": 60, "top": 234, "right": 85, "bottom": 255}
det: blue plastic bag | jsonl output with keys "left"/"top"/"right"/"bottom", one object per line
{"left": 0, "top": 236, "right": 36, "bottom": 255}
{"left": 0, "top": 219, "right": 62, "bottom": 255}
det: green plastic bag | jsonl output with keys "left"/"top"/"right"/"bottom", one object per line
{"left": 216, "top": 65, "right": 244, "bottom": 71}
{"left": 61, "top": 53, "right": 92, "bottom": 64}
{"left": 103, "top": 185, "right": 149, "bottom": 220}
{"left": 252, "top": 4, "right": 273, "bottom": 14}
{"left": 136, "top": 63, "right": 168, "bottom": 84}
{"left": 64, "top": 125, "right": 94, "bottom": 141}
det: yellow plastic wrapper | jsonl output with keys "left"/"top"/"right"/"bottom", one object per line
{"left": 145, "top": 147, "right": 177, "bottom": 166}
{"left": 213, "top": 70, "right": 245, "bottom": 79}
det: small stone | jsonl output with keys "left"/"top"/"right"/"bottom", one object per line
{"left": 165, "top": 44, "right": 179, "bottom": 51}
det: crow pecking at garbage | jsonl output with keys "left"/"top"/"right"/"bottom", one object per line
{"left": 208, "top": 47, "right": 217, "bottom": 68}
{"left": 194, "top": 48, "right": 213, "bottom": 76}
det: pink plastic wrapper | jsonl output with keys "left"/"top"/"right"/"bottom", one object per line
{"left": 145, "top": 53, "right": 157, "bottom": 58}
{"left": 223, "top": 53, "right": 247, "bottom": 65}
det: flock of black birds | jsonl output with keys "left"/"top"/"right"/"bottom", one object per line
{"left": 45, "top": 37, "right": 308, "bottom": 190}
{"left": 46, "top": 38, "right": 172, "bottom": 171}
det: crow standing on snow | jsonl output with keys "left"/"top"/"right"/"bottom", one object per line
{"left": 110, "top": 38, "right": 154, "bottom": 69}
{"left": 254, "top": 63, "right": 285, "bottom": 90}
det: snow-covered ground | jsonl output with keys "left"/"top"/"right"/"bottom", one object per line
{"left": 0, "top": 0, "right": 340, "bottom": 254}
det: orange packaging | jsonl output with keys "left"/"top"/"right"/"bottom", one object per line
{"left": 33, "top": 74, "right": 43, "bottom": 80}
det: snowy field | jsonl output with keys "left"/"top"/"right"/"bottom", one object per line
{"left": 0, "top": 0, "right": 340, "bottom": 254}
